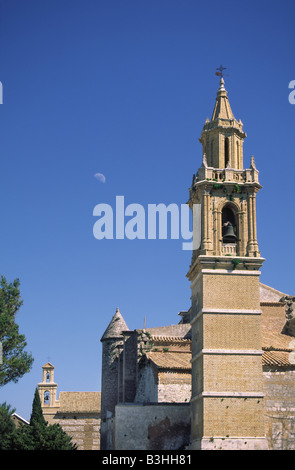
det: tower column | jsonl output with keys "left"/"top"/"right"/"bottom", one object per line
{"left": 237, "top": 204, "right": 246, "bottom": 257}
{"left": 100, "top": 307, "right": 129, "bottom": 450}
{"left": 247, "top": 193, "right": 259, "bottom": 257}
{"left": 188, "top": 73, "right": 268, "bottom": 450}
{"left": 212, "top": 200, "right": 219, "bottom": 255}
{"left": 188, "top": 258, "right": 268, "bottom": 450}
{"left": 252, "top": 191, "right": 259, "bottom": 252}
{"left": 201, "top": 190, "right": 212, "bottom": 253}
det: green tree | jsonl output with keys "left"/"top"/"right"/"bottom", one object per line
{"left": 0, "top": 392, "right": 77, "bottom": 450}
{"left": 0, "top": 275, "right": 34, "bottom": 386}
{"left": 14, "top": 388, "right": 77, "bottom": 450}
{"left": 30, "top": 387, "right": 47, "bottom": 428}
{"left": 0, "top": 402, "right": 16, "bottom": 450}
{"left": 27, "top": 387, "right": 77, "bottom": 450}
{"left": 36, "top": 422, "right": 77, "bottom": 450}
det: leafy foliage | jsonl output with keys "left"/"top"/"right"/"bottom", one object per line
{"left": 0, "top": 275, "right": 34, "bottom": 386}
{"left": 0, "top": 390, "right": 77, "bottom": 450}
{"left": 0, "top": 402, "right": 17, "bottom": 450}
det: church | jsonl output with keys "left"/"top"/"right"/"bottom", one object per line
{"left": 100, "top": 75, "right": 295, "bottom": 450}
{"left": 38, "top": 362, "right": 101, "bottom": 450}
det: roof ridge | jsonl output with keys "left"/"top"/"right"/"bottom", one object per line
{"left": 262, "top": 346, "right": 294, "bottom": 352}
{"left": 151, "top": 335, "right": 191, "bottom": 342}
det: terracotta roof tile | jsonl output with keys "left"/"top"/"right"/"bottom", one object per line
{"left": 147, "top": 349, "right": 295, "bottom": 370}
{"left": 262, "top": 350, "right": 295, "bottom": 367}
{"left": 146, "top": 351, "right": 191, "bottom": 371}
{"left": 151, "top": 336, "right": 191, "bottom": 343}
{"left": 58, "top": 392, "right": 101, "bottom": 413}
{"left": 260, "top": 303, "right": 295, "bottom": 351}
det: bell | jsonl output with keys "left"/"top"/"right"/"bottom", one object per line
{"left": 223, "top": 222, "right": 237, "bottom": 243}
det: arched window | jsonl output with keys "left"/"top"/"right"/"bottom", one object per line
{"left": 46, "top": 372, "right": 50, "bottom": 383}
{"left": 222, "top": 205, "right": 237, "bottom": 244}
{"left": 44, "top": 391, "right": 50, "bottom": 405}
{"left": 225, "top": 137, "right": 229, "bottom": 167}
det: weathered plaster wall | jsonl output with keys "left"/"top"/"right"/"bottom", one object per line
{"left": 135, "top": 366, "right": 158, "bottom": 403}
{"left": 114, "top": 403, "right": 190, "bottom": 450}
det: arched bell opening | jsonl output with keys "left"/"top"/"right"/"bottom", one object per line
{"left": 221, "top": 205, "right": 238, "bottom": 255}
{"left": 44, "top": 390, "right": 50, "bottom": 405}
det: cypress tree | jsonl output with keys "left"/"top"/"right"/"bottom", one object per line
{"left": 30, "top": 387, "right": 47, "bottom": 427}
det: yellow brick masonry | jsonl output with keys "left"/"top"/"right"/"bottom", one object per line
{"left": 203, "top": 272, "right": 260, "bottom": 310}
{"left": 189, "top": 267, "right": 268, "bottom": 450}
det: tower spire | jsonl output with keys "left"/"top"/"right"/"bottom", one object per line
{"left": 199, "top": 71, "right": 246, "bottom": 169}
{"left": 211, "top": 76, "right": 234, "bottom": 121}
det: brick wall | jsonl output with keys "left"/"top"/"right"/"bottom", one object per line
{"left": 190, "top": 267, "right": 267, "bottom": 449}
{"left": 203, "top": 273, "right": 260, "bottom": 310}
{"left": 54, "top": 414, "right": 100, "bottom": 450}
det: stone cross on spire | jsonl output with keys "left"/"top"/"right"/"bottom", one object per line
{"left": 216, "top": 64, "right": 227, "bottom": 78}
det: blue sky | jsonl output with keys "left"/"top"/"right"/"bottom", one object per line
{"left": 0, "top": 0, "right": 294, "bottom": 420}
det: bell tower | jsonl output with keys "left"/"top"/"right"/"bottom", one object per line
{"left": 38, "top": 362, "right": 60, "bottom": 423}
{"left": 190, "top": 76, "right": 261, "bottom": 262}
{"left": 188, "top": 73, "right": 268, "bottom": 450}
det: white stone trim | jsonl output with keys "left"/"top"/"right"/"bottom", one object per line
{"left": 191, "top": 391, "right": 265, "bottom": 402}
{"left": 191, "top": 348, "right": 263, "bottom": 363}
{"left": 191, "top": 308, "right": 262, "bottom": 326}
{"left": 201, "top": 269, "right": 261, "bottom": 275}
{"left": 190, "top": 268, "right": 261, "bottom": 288}
{"left": 201, "top": 308, "right": 262, "bottom": 314}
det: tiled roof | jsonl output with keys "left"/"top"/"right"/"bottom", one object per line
{"left": 259, "top": 283, "right": 287, "bottom": 302}
{"left": 144, "top": 324, "right": 191, "bottom": 339}
{"left": 150, "top": 336, "right": 191, "bottom": 342}
{"left": 260, "top": 303, "right": 295, "bottom": 351}
{"left": 262, "top": 350, "right": 295, "bottom": 367}
{"left": 146, "top": 349, "right": 295, "bottom": 371}
{"left": 58, "top": 392, "right": 101, "bottom": 413}
{"left": 146, "top": 351, "right": 191, "bottom": 371}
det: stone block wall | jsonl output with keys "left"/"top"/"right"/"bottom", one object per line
{"left": 135, "top": 366, "right": 191, "bottom": 404}
{"left": 158, "top": 372, "right": 191, "bottom": 403}
{"left": 263, "top": 370, "right": 295, "bottom": 450}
